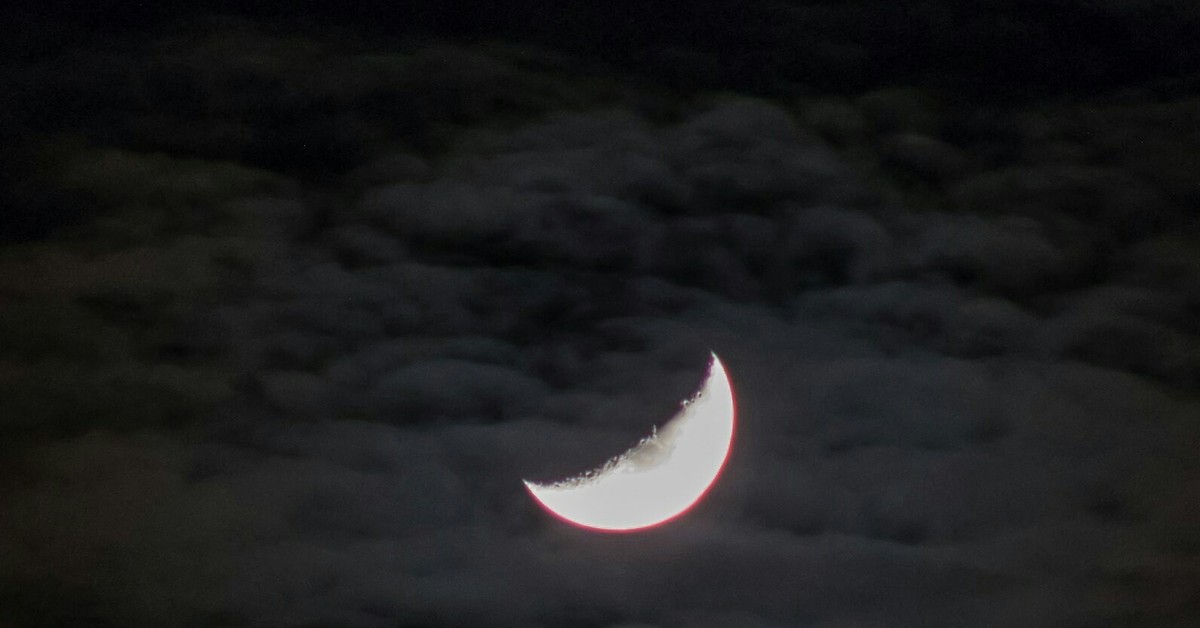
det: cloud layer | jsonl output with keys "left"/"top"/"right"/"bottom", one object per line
{"left": 2, "top": 18, "right": 1198, "bottom": 628}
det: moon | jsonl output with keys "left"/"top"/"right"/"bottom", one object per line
{"left": 523, "top": 352, "right": 736, "bottom": 532}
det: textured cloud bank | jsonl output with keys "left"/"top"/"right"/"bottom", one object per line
{"left": 2, "top": 20, "right": 1198, "bottom": 628}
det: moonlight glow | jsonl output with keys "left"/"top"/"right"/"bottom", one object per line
{"left": 524, "top": 352, "right": 736, "bottom": 532}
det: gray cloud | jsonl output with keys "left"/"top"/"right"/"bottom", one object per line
{"left": 2, "top": 18, "right": 1198, "bottom": 628}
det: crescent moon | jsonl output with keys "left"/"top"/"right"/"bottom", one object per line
{"left": 523, "top": 352, "right": 736, "bottom": 532}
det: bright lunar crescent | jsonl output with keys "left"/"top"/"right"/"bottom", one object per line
{"left": 523, "top": 352, "right": 736, "bottom": 532}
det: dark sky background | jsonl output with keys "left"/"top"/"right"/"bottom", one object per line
{"left": 2, "top": 1, "right": 1199, "bottom": 627}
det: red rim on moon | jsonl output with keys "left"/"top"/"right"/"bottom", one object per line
{"left": 523, "top": 352, "right": 736, "bottom": 532}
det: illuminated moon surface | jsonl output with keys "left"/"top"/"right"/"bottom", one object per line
{"left": 524, "top": 352, "right": 736, "bottom": 532}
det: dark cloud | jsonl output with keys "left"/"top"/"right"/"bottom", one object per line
{"left": 2, "top": 13, "right": 1199, "bottom": 628}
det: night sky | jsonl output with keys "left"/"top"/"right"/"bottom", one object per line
{"left": 2, "top": 1, "right": 1199, "bottom": 626}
